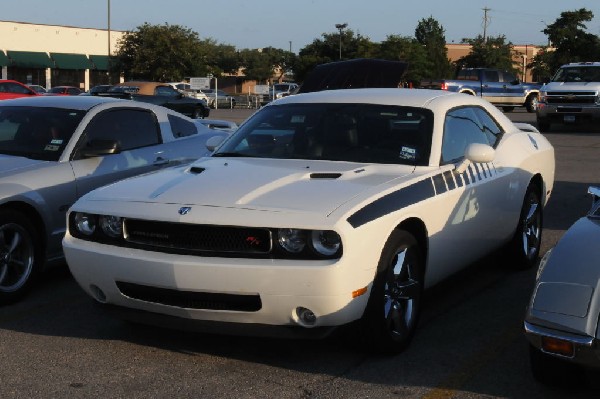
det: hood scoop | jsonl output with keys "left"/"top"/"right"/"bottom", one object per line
{"left": 189, "top": 166, "right": 206, "bottom": 174}
{"left": 310, "top": 172, "right": 342, "bottom": 179}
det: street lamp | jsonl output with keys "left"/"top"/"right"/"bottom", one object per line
{"left": 335, "top": 23, "right": 347, "bottom": 60}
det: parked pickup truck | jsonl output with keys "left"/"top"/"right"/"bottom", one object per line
{"left": 101, "top": 81, "right": 210, "bottom": 119}
{"left": 536, "top": 62, "right": 600, "bottom": 132}
{"left": 421, "top": 68, "right": 541, "bottom": 113}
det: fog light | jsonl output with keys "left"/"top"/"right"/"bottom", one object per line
{"left": 90, "top": 284, "right": 107, "bottom": 303}
{"left": 541, "top": 336, "right": 574, "bottom": 357}
{"left": 296, "top": 307, "right": 317, "bottom": 325}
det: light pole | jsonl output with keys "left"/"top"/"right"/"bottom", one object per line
{"left": 335, "top": 23, "right": 347, "bottom": 60}
{"left": 107, "top": 0, "right": 111, "bottom": 83}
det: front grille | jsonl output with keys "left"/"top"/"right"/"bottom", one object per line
{"left": 124, "top": 219, "right": 272, "bottom": 254}
{"left": 117, "top": 281, "right": 262, "bottom": 311}
{"left": 546, "top": 91, "right": 597, "bottom": 105}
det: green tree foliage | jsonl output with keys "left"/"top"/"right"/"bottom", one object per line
{"left": 458, "top": 35, "right": 517, "bottom": 74}
{"left": 295, "top": 29, "right": 378, "bottom": 81}
{"left": 415, "top": 17, "right": 453, "bottom": 79}
{"left": 540, "top": 8, "right": 600, "bottom": 73}
{"left": 378, "top": 35, "right": 427, "bottom": 85}
{"left": 114, "top": 23, "right": 206, "bottom": 81}
{"left": 239, "top": 47, "right": 296, "bottom": 83}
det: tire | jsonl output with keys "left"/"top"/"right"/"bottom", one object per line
{"left": 507, "top": 183, "right": 542, "bottom": 269}
{"left": 525, "top": 93, "right": 538, "bottom": 113}
{"left": 358, "top": 230, "right": 424, "bottom": 354}
{"left": 529, "top": 345, "right": 585, "bottom": 387}
{"left": 192, "top": 108, "right": 203, "bottom": 119}
{"left": 502, "top": 106, "right": 515, "bottom": 113}
{"left": 537, "top": 119, "right": 550, "bottom": 132}
{"left": 0, "top": 209, "right": 41, "bottom": 304}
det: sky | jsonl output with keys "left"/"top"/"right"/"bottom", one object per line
{"left": 2, "top": 0, "right": 599, "bottom": 52}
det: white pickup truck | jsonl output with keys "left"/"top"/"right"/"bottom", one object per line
{"left": 536, "top": 62, "right": 600, "bottom": 132}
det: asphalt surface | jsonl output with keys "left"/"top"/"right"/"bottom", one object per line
{"left": 1, "top": 108, "right": 599, "bottom": 399}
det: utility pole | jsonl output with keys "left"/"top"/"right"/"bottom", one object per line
{"left": 335, "top": 23, "right": 348, "bottom": 60}
{"left": 482, "top": 7, "right": 491, "bottom": 41}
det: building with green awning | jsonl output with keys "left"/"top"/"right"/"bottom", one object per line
{"left": 7, "top": 50, "right": 53, "bottom": 68}
{"left": 51, "top": 52, "right": 92, "bottom": 69}
{"left": 0, "top": 51, "right": 9, "bottom": 67}
{"left": 89, "top": 55, "right": 110, "bottom": 70}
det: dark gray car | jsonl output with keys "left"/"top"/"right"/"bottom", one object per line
{"left": 524, "top": 186, "right": 600, "bottom": 386}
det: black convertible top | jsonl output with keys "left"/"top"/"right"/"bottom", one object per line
{"left": 298, "top": 58, "right": 409, "bottom": 93}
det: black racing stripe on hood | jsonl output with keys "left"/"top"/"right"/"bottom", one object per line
{"left": 347, "top": 178, "right": 435, "bottom": 228}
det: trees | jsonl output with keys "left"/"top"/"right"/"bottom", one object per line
{"left": 540, "top": 8, "right": 600, "bottom": 73}
{"left": 415, "top": 17, "right": 453, "bottom": 79}
{"left": 457, "top": 35, "right": 517, "bottom": 74}
{"left": 114, "top": 23, "right": 207, "bottom": 81}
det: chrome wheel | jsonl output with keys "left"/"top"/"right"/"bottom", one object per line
{"left": 360, "top": 230, "right": 423, "bottom": 353}
{"left": 383, "top": 246, "right": 421, "bottom": 340}
{"left": 0, "top": 222, "right": 34, "bottom": 293}
{"left": 521, "top": 195, "right": 541, "bottom": 261}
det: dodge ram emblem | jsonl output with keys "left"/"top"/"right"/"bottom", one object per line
{"left": 178, "top": 207, "right": 192, "bottom": 215}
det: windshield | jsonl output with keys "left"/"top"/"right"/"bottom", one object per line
{"left": 552, "top": 66, "right": 600, "bottom": 83}
{"left": 214, "top": 103, "right": 433, "bottom": 166}
{"left": 0, "top": 106, "right": 86, "bottom": 161}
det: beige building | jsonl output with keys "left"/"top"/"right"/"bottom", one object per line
{"left": 0, "top": 20, "right": 124, "bottom": 90}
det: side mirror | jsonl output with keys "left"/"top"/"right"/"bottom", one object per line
{"left": 455, "top": 143, "right": 495, "bottom": 174}
{"left": 206, "top": 135, "right": 226, "bottom": 152}
{"left": 79, "top": 139, "right": 121, "bottom": 158}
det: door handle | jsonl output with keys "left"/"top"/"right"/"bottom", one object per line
{"left": 153, "top": 156, "right": 170, "bottom": 166}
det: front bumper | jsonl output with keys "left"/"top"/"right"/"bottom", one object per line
{"left": 536, "top": 103, "right": 600, "bottom": 125}
{"left": 524, "top": 321, "right": 600, "bottom": 369}
{"left": 64, "top": 235, "right": 374, "bottom": 330}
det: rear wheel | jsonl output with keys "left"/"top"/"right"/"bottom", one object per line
{"left": 0, "top": 210, "right": 41, "bottom": 304}
{"left": 502, "top": 106, "right": 515, "bottom": 113}
{"left": 358, "top": 230, "right": 423, "bottom": 354}
{"left": 525, "top": 94, "right": 539, "bottom": 113}
{"left": 507, "top": 183, "right": 542, "bottom": 269}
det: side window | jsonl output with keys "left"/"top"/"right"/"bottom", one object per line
{"left": 483, "top": 70, "right": 499, "bottom": 82}
{"left": 155, "top": 86, "right": 177, "bottom": 96}
{"left": 502, "top": 71, "right": 517, "bottom": 83}
{"left": 168, "top": 114, "right": 198, "bottom": 138}
{"left": 79, "top": 109, "right": 161, "bottom": 153}
{"left": 441, "top": 107, "right": 491, "bottom": 164}
{"left": 472, "top": 107, "right": 503, "bottom": 147}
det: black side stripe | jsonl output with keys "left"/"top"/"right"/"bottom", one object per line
{"left": 346, "top": 163, "right": 497, "bottom": 228}
{"left": 347, "top": 178, "right": 435, "bottom": 228}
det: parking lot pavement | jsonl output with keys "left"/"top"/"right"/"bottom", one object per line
{"left": 209, "top": 108, "right": 256, "bottom": 125}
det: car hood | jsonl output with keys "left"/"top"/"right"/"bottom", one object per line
{"left": 86, "top": 157, "right": 416, "bottom": 215}
{"left": 544, "top": 81, "right": 600, "bottom": 90}
{"left": 0, "top": 154, "right": 46, "bottom": 178}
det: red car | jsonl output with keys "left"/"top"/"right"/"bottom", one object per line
{"left": 45, "top": 86, "right": 82, "bottom": 96}
{"left": 0, "top": 80, "right": 39, "bottom": 100}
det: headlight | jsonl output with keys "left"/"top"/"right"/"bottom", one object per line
{"left": 99, "top": 215, "right": 123, "bottom": 238}
{"left": 277, "top": 228, "right": 306, "bottom": 253}
{"left": 311, "top": 230, "right": 341, "bottom": 256}
{"left": 73, "top": 213, "right": 96, "bottom": 236}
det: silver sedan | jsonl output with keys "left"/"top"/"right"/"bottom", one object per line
{"left": 0, "top": 95, "right": 227, "bottom": 303}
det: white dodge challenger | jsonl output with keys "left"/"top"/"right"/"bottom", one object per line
{"left": 63, "top": 89, "right": 555, "bottom": 353}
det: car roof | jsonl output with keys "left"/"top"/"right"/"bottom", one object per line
{"left": 274, "top": 88, "right": 458, "bottom": 108}
{"left": 0, "top": 95, "right": 127, "bottom": 110}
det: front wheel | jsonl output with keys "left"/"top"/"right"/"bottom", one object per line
{"left": 507, "top": 183, "right": 542, "bottom": 269}
{"left": 358, "top": 230, "right": 424, "bottom": 354}
{"left": 0, "top": 210, "right": 40, "bottom": 304}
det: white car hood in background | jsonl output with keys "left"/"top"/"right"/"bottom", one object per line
{"left": 87, "top": 158, "right": 416, "bottom": 215}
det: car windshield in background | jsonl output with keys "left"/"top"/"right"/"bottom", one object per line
{"left": 552, "top": 66, "right": 600, "bottom": 82}
{"left": 214, "top": 103, "right": 433, "bottom": 165}
{"left": 108, "top": 86, "right": 140, "bottom": 94}
{"left": 0, "top": 106, "right": 85, "bottom": 161}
